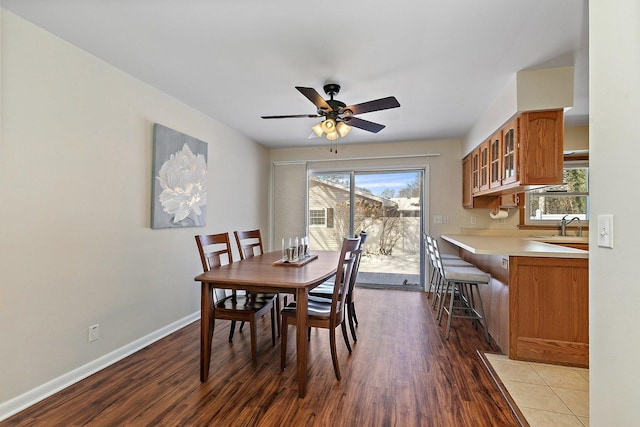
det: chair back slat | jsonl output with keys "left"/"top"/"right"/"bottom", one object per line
{"left": 431, "top": 238, "right": 447, "bottom": 277}
{"left": 234, "top": 229, "right": 264, "bottom": 259}
{"left": 195, "top": 232, "right": 235, "bottom": 302}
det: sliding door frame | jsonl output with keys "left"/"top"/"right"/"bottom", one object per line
{"left": 306, "top": 164, "right": 430, "bottom": 289}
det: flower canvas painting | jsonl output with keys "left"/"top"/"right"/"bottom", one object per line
{"left": 151, "top": 124, "right": 208, "bottom": 229}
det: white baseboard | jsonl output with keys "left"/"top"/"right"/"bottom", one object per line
{"left": 0, "top": 312, "right": 200, "bottom": 422}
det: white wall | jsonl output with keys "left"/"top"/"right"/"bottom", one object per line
{"left": 590, "top": 0, "right": 640, "bottom": 424}
{"left": 270, "top": 139, "right": 507, "bottom": 252}
{"left": 0, "top": 9, "right": 269, "bottom": 411}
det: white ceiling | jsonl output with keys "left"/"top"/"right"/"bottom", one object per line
{"left": 2, "top": 0, "right": 589, "bottom": 149}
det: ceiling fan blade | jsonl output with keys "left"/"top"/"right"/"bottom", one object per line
{"left": 296, "top": 87, "right": 333, "bottom": 111}
{"left": 344, "top": 117, "right": 386, "bottom": 133}
{"left": 344, "top": 96, "right": 400, "bottom": 115}
{"left": 261, "top": 114, "right": 320, "bottom": 119}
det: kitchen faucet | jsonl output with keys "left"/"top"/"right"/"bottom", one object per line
{"left": 560, "top": 215, "right": 582, "bottom": 236}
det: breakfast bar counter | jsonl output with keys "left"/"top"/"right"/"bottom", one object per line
{"left": 440, "top": 234, "right": 589, "bottom": 368}
{"left": 440, "top": 234, "right": 588, "bottom": 258}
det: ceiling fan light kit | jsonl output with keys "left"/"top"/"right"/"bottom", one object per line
{"left": 261, "top": 83, "right": 400, "bottom": 147}
{"left": 311, "top": 122, "right": 324, "bottom": 137}
{"left": 326, "top": 130, "right": 339, "bottom": 141}
{"left": 336, "top": 121, "right": 351, "bottom": 137}
{"left": 321, "top": 118, "right": 336, "bottom": 133}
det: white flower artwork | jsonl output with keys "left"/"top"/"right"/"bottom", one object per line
{"left": 151, "top": 124, "right": 208, "bottom": 228}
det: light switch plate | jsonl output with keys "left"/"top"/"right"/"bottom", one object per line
{"left": 597, "top": 214, "right": 614, "bottom": 248}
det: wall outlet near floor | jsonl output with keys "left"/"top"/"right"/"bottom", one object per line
{"left": 88, "top": 324, "right": 100, "bottom": 342}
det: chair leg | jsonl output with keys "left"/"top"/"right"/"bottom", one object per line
{"left": 280, "top": 315, "right": 288, "bottom": 370}
{"left": 239, "top": 321, "right": 245, "bottom": 332}
{"left": 347, "top": 304, "right": 357, "bottom": 342}
{"left": 270, "top": 305, "right": 276, "bottom": 346}
{"left": 249, "top": 319, "right": 257, "bottom": 366}
{"left": 229, "top": 321, "right": 236, "bottom": 341}
{"left": 275, "top": 295, "right": 281, "bottom": 337}
{"left": 350, "top": 302, "right": 359, "bottom": 326}
{"left": 341, "top": 320, "right": 352, "bottom": 353}
{"left": 329, "top": 328, "right": 341, "bottom": 380}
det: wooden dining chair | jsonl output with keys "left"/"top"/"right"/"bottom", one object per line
{"left": 233, "top": 229, "right": 282, "bottom": 336}
{"left": 309, "top": 231, "right": 368, "bottom": 344}
{"left": 280, "top": 236, "right": 361, "bottom": 380}
{"left": 195, "top": 232, "right": 277, "bottom": 366}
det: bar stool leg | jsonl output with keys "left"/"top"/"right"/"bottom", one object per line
{"left": 438, "top": 281, "right": 453, "bottom": 325}
{"left": 444, "top": 283, "right": 458, "bottom": 339}
{"left": 470, "top": 283, "right": 490, "bottom": 343}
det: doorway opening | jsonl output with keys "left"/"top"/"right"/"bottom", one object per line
{"left": 308, "top": 169, "right": 424, "bottom": 290}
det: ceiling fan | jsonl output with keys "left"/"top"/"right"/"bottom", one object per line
{"left": 261, "top": 84, "right": 400, "bottom": 140}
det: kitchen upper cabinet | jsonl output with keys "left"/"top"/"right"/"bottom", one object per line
{"left": 463, "top": 153, "right": 503, "bottom": 210}
{"left": 463, "top": 109, "right": 564, "bottom": 208}
{"left": 479, "top": 140, "right": 489, "bottom": 192}
{"left": 471, "top": 147, "right": 480, "bottom": 194}
{"left": 518, "top": 110, "right": 564, "bottom": 186}
{"left": 462, "top": 154, "right": 473, "bottom": 208}
{"left": 501, "top": 118, "right": 518, "bottom": 186}
{"left": 489, "top": 131, "right": 502, "bottom": 189}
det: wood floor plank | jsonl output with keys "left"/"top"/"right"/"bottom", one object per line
{"left": 3, "top": 288, "right": 518, "bottom": 426}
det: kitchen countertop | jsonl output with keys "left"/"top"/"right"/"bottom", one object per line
{"left": 441, "top": 234, "right": 589, "bottom": 259}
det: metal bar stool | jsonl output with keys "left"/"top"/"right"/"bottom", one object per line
{"left": 428, "top": 237, "right": 475, "bottom": 310}
{"left": 425, "top": 234, "right": 465, "bottom": 294}
{"left": 434, "top": 253, "right": 490, "bottom": 343}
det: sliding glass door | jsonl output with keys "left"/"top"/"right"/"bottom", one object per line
{"left": 308, "top": 169, "right": 424, "bottom": 290}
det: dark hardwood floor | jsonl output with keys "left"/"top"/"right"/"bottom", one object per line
{"left": 3, "top": 288, "right": 517, "bottom": 426}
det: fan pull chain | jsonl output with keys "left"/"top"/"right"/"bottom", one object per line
{"left": 329, "top": 141, "right": 338, "bottom": 154}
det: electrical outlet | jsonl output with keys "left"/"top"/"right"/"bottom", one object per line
{"left": 433, "top": 215, "right": 443, "bottom": 224}
{"left": 470, "top": 216, "right": 477, "bottom": 225}
{"left": 443, "top": 215, "right": 449, "bottom": 224}
{"left": 88, "top": 324, "right": 99, "bottom": 342}
{"left": 502, "top": 258, "right": 509, "bottom": 269}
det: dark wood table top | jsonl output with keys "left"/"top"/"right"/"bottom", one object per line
{"left": 194, "top": 250, "right": 339, "bottom": 292}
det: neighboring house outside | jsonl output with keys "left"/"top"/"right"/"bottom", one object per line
{"left": 308, "top": 177, "right": 421, "bottom": 280}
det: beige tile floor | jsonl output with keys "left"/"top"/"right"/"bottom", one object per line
{"left": 484, "top": 353, "right": 589, "bottom": 427}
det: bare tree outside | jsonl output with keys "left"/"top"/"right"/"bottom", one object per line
{"left": 378, "top": 216, "right": 405, "bottom": 255}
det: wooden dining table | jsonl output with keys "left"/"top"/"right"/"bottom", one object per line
{"left": 194, "top": 250, "right": 339, "bottom": 398}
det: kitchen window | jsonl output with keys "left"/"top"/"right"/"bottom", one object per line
{"left": 524, "top": 160, "right": 589, "bottom": 227}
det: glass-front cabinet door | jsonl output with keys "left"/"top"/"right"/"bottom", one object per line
{"left": 479, "top": 140, "right": 489, "bottom": 192}
{"left": 472, "top": 147, "right": 480, "bottom": 193}
{"left": 489, "top": 132, "right": 502, "bottom": 189}
{"left": 502, "top": 118, "right": 519, "bottom": 186}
